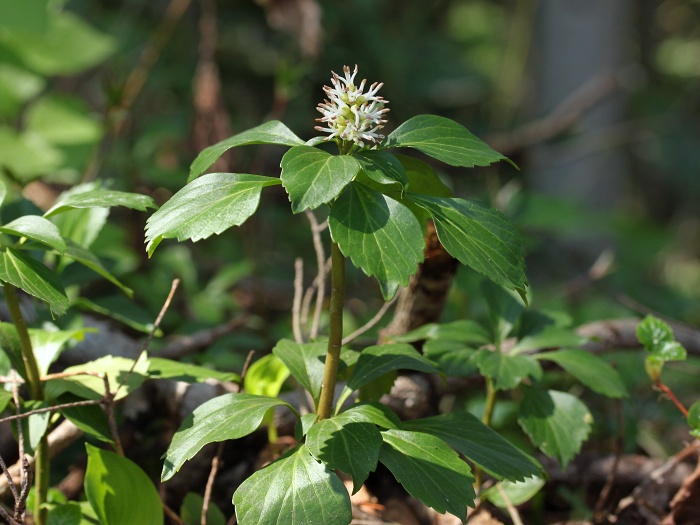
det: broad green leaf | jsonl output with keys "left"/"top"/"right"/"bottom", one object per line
{"left": 688, "top": 400, "right": 700, "bottom": 438}
{"left": 403, "top": 412, "right": 542, "bottom": 482}
{"left": 272, "top": 339, "right": 327, "bottom": 404}
{"left": 475, "top": 349, "right": 541, "bottom": 391}
{"left": 50, "top": 183, "right": 110, "bottom": 248}
{"left": 518, "top": 387, "right": 593, "bottom": 467}
{"left": 512, "top": 326, "right": 588, "bottom": 354}
{"left": 45, "top": 189, "right": 156, "bottom": 218}
{"left": 396, "top": 154, "right": 453, "bottom": 197}
{"left": 536, "top": 349, "right": 627, "bottom": 398}
{"left": 85, "top": 443, "right": 163, "bottom": 525}
{"left": 346, "top": 343, "right": 439, "bottom": 392}
{"left": 15, "top": 400, "right": 50, "bottom": 454}
{"left": 0, "top": 0, "right": 48, "bottom": 36}
{"left": 162, "top": 393, "right": 294, "bottom": 481}
{"left": 26, "top": 95, "right": 102, "bottom": 146}
{"left": 380, "top": 429, "right": 475, "bottom": 518}
{"left": 342, "top": 402, "right": 401, "bottom": 429}
{"left": 280, "top": 146, "right": 360, "bottom": 213}
{"left": 0, "top": 215, "right": 66, "bottom": 253}
{"left": 61, "top": 240, "right": 133, "bottom": 297}
{"left": 0, "top": 126, "right": 63, "bottom": 180}
{"left": 390, "top": 319, "right": 490, "bottom": 345}
{"left": 386, "top": 115, "right": 506, "bottom": 168}
{"left": 423, "top": 340, "right": 477, "bottom": 377}
{"left": 59, "top": 397, "right": 113, "bottom": 443}
{"left": 0, "top": 64, "right": 45, "bottom": 119}
{"left": 306, "top": 410, "right": 383, "bottom": 493}
{"left": 355, "top": 150, "right": 408, "bottom": 189}
{"left": 189, "top": 121, "right": 304, "bottom": 181}
{"left": 481, "top": 476, "right": 546, "bottom": 508}
{"left": 181, "top": 492, "right": 226, "bottom": 525}
{"left": 145, "top": 173, "right": 280, "bottom": 256}
{"left": 0, "top": 248, "right": 68, "bottom": 316}
{"left": 243, "top": 354, "right": 290, "bottom": 398}
{"left": 47, "top": 501, "right": 82, "bottom": 525}
{"left": 148, "top": 357, "right": 240, "bottom": 384}
{"left": 29, "top": 326, "right": 94, "bottom": 376}
{"left": 481, "top": 280, "right": 526, "bottom": 344}
{"left": 329, "top": 182, "right": 424, "bottom": 299}
{"left": 233, "top": 445, "right": 352, "bottom": 525}
{"left": 408, "top": 194, "right": 527, "bottom": 298}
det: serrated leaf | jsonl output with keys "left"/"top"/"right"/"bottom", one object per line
{"left": 390, "top": 319, "right": 490, "bottom": 345}
{"left": 636, "top": 315, "right": 674, "bottom": 349}
{"left": 280, "top": 146, "right": 360, "bottom": 213}
{"left": 272, "top": 339, "right": 327, "bottom": 404}
{"left": 45, "top": 190, "right": 156, "bottom": 218}
{"left": 512, "top": 326, "right": 588, "bottom": 354}
{"left": 243, "top": 354, "right": 290, "bottom": 398}
{"left": 145, "top": 173, "right": 281, "bottom": 256}
{"left": 306, "top": 410, "right": 383, "bottom": 493}
{"left": 518, "top": 387, "right": 593, "bottom": 468}
{"left": 424, "top": 340, "right": 477, "bottom": 377}
{"left": 343, "top": 402, "right": 401, "bottom": 429}
{"left": 0, "top": 247, "right": 68, "bottom": 316}
{"left": 386, "top": 115, "right": 506, "bottom": 168}
{"left": 346, "top": 343, "right": 439, "bottom": 392}
{"left": 85, "top": 443, "right": 163, "bottom": 525}
{"left": 481, "top": 476, "right": 546, "bottom": 508}
{"left": 408, "top": 194, "right": 527, "bottom": 297}
{"left": 148, "top": 357, "right": 240, "bottom": 384}
{"left": 403, "top": 412, "right": 543, "bottom": 482}
{"left": 329, "top": 182, "right": 424, "bottom": 299}
{"left": 189, "top": 121, "right": 304, "bottom": 181}
{"left": 355, "top": 150, "right": 408, "bottom": 189}
{"left": 0, "top": 215, "right": 66, "bottom": 253}
{"left": 61, "top": 240, "right": 132, "bottom": 297}
{"left": 475, "top": 349, "right": 541, "bottom": 391}
{"left": 380, "top": 429, "right": 474, "bottom": 519}
{"left": 162, "top": 393, "right": 294, "bottom": 481}
{"left": 233, "top": 445, "right": 351, "bottom": 525}
{"left": 536, "top": 349, "right": 627, "bottom": 398}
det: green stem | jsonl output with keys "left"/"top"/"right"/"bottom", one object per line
{"left": 475, "top": 376, "right": 497, "bottom": 493}
{"left": 317, "top": 242, "right": 345, "bottom": 420}
{"left": 4, "top": 284, "right": 49, "bottom": 525}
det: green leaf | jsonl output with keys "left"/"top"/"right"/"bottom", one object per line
{"left": 636, "top": 315, "right": 675, "bottom": 348}
{"left": 272, "top": 339, "right": 327, "bottom": 404}
{"left": 45, "top": 189, "right": 157, "bottom": 218}
{"left": 0, "top": 390, "right": 11, "bottom": 414}
{"left": 475, "top": 350, "right": 541, "bottom": 391}
{"left": 0, "top": 248, "right": 68, "bottom": 316}
{"left": 162, "top": 393, "right": 294, "bottom": 481}
{"left": 512, "top": 326, "right": 588, "bottom": 354}
{"left": 145, "top": 173, "right": 280, "bottom": 256}
{"left": 481, "top": 476, "right": 546, "bottom": 508}
{"left": 84, "top": 443, "right": 163, "bottom": 525}
{"left": 181, "top": 492, "right": 226, "bottom": 525}
{"left": 49, "top": 183, "right": 109, "bottom": 248}
{"left": 15, "top": 400, "right": 50, "bottom": 454}
{"left": 403, "top": 412, "right": 542, "bottom": 482}
{"left": 355, "top": 150, "right": 408, "bottom": 189}
{"left": 189, "top": 121, "right": 304, "bottom": 181}
{"left": 688, "top": 400, "right": 700, "bottom": 438}
{"left": 346, "top": 343, "right": 439, "bottom": 392}
{"left": 280, "top": 146, "right": 360, "bottom": 213}
{"left": 233, "top": 445, "right": 352, "bottom": 525}
{"left": 29, "top": 326, "right": 94, "bottom": 376}
{"left": 47, "top": 501, "right": 82, "bottom": 525}
{"left": 386, "top": 115, "right": 506, "bottom": 168}
{"left": 343, "top": 402, "right": 401, "bottom": 429}
{"left": 148, "top": 357, "right": 240, "bottom": 384}
{"left": 0, "top": 126, "right": 63, "bottom": 181}
{"left": 59, "top": 397, "right": 113, "bottom": 443}
{"left": 26, "top": 95, "right": 102, "bottom": 146}
{"left": 329, "top": 182, "right": 424, "bottom": 299}
{"left": 518, "top": 387, "right": 593, "bottom": 468}
{"left": 306, "top": 410, "right": 383, "bottom": 493}
{"left": 396, "top": 154, "right": 453, "bottom": 197}
{"left": 481, "top": 279, "right": 526, "bottom": 344}
{"left": 408, "top": 194, "right": 527, "bottom": 298}
{"left": 0, "top": 323, "right": 23, "bottom": 378}
{"left": 424, "top": 340, "right": 477, "bottom": 377}
{"left": 536, "top": 349, "right": 627, "bottom": 398}
{"left": 0, "top": 181, "right": 6, "bottom": 208}
{"left": 0, "top": 215, "right": 66, "bottom": 253}
{"left": 243, "top": 354, "right": 290, "bottom": 398}
{"left": 61, "top": 240, "right": 133, "bottom": 297}
{"left": 390, "top": 319, "right": 490, "bottom": 345}
{"left": 380, "top": 429, "right": 475, "bottom": 518}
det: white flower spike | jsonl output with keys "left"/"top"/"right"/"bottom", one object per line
{"left": 315, "top": 65, "right": 389, "bottom": 151}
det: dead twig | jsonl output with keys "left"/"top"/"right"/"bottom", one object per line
{"left": 305, "top": 210, "right": 328, "bottom": 341}
{"left": 201, "top": 441, "right": 225, "bottom": 525}
{"left": 292, "top": 258, "right": 304, "bottom": 344}
{"left": 342, "top": 296, "right": 399, "bottom": 346}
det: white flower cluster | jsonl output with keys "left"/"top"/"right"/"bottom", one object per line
{"left": 315, "top": 65, "right": 389, "bottom": 149}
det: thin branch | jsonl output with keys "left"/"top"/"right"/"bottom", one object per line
{"left": 163, "top": 502, "right": 185, "bottom": 525}
{"left": 341, "top": 295, "right": 399, "bottom": 346}
{"left": 496, "top": 483, "right": 524, "bottom": 525}
{"left": 654, "top": 379, "right": 689, "bottom": 418}
{"left": 156, "top": 315, "right": 249, "bottom": 360}
{"left": 292, "top": 258, "right": 304, "bottom": 344}
{"left": 0, "top": 399, "right": 102, "bottom": 425}
{"left": 0, "top": 454, "right": 19, "bottom": 504}
{"left": 594, "top": 399, "right": 625, "bottom": 522}
{"left": 305, "top": 210, "right": 328, "bottom": 341}
{"left": 0, "top": 503, "right": 21, "bottom": 525}
{"left": 239, "top": 350, "right": 256, "bottom": 386}
{"left": 201, "top": 441, "right": 225, "bottom": 525}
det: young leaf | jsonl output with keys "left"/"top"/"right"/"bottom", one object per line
{"left": 329, "top": 182, "right": 424, "bottom": 300}
{"left": 518, "top": 387, "right": 593, "bottom": 468}
{"left": 403, "top": 412, "right": 543, "bottom": 482}
{"left": 145, "top": 173, "right": 281, "bottom": 256}
{"left": 354, "top": 150, "right": 408, "bottom": 189}
{"left": 408, "top": 194, "right": 527, "bottom": 299}
{"left": 233, "top": 445, "right": 352, "bottom": 525}
{"left": 162, "top": 393, "right": 295, "bottom": 481}
{"left": 61, "top": 240, "right": 133, "bottom": 297}
{"left": 148, "top": 357, "right": 240, "bottom": 384}
{"left": 272, "top": 339, "right": 327, "bottom": 404}
{"left": 46, "top": 501, "right": 82, "bottom": 525}
{"left": 0, "top": 215, "right": 66, "bottom": 253}
{"left": 380, "top": 429, "right": 475, "bottom": 519}
{"left": 44, "top": 190, "right": 156, "bottom": 218}
{"left": 536, "top": 349, "right": 627, "bottom": 398}
{"left": 189, "top": 121, "right": 305, "bottom": 181}
{"left": 475, "top": 349, "right": 541, "bottom": 391}
{"left": 386, "top": 115, "right": 507, "bottom": 168}
{"left": 84, "top": 443, "right": 163, "bottom": 525}
{"left": 346, "top": 343, "right": 439, "bottom": 392}
{"left": 306, "top": 410, "right": 383, "bottom": 493}
{"left": 243, "top": 354, "right": 290, "bottom": 397}
{"left": 280, "top": 146, "right": 360, "bottom": 213}
{"left": 481, "top": 476, "right": 546, "bottom": 508}
{"left": 0, "top": 248, "right": 68, "bottom": 316}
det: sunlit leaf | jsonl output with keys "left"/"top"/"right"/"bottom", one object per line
{"left": 0, "top": 215, "right": 66, "bottom": 253}
{"left": 45, "top": 190, "right": 156, "bottom": 218}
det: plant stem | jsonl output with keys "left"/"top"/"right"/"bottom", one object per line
{"left": 3, "top": 284, "right": 49, "bottom": 525}
{"left": 317, "top": 242, "right": 345, "bottom": 420}
{"left": 482, "top": 376, "right": 497, "bottom": 427}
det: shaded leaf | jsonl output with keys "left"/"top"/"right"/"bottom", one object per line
{"left": 475, "top": 349, "right": 541, "bottom": 391}
{"left": 390, "top": 319, "right": 490, "bottom": 345}
{"left": 61, "top": 240, "right": 132, "bottom": 297}
{"left": 243, "top": 354, "right": 290, "bottom": 398}
{"left": 688, "top": 400, "right": 700, "bottom": 438}
{"left": 272, "top": 339, "right": 327, "bottom": 404}
{"left": 181, "top": 492, "right": 226, "bottom": 525}
{"left": 536, "top": 349, "right": 627, "bottom": 398}
{"left": 148, "top": 357, "right": 240, "bottom": 384}
{"left": 355, "top": 150, "right": 408, "bottom": 189}
{"left": 0, "top": 215, "right": 66, "bottom": 253}
{"left": 512, "top": 326, "right": 588, "bottom": 354}
{"left": 396, "top": 154, "right": 452, "bottom": 197}
{"left": 481, "top": 476, "right": 546, "bottom": 508}
{"left": 423, "top": 340, "right": 477, "bottom": 377}
{"left": 59, "top": 397, "right": 113, "bottom": 443}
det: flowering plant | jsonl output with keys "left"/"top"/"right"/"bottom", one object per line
{"left": 146, "top": 66, "right": 535, "bottom": 524}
